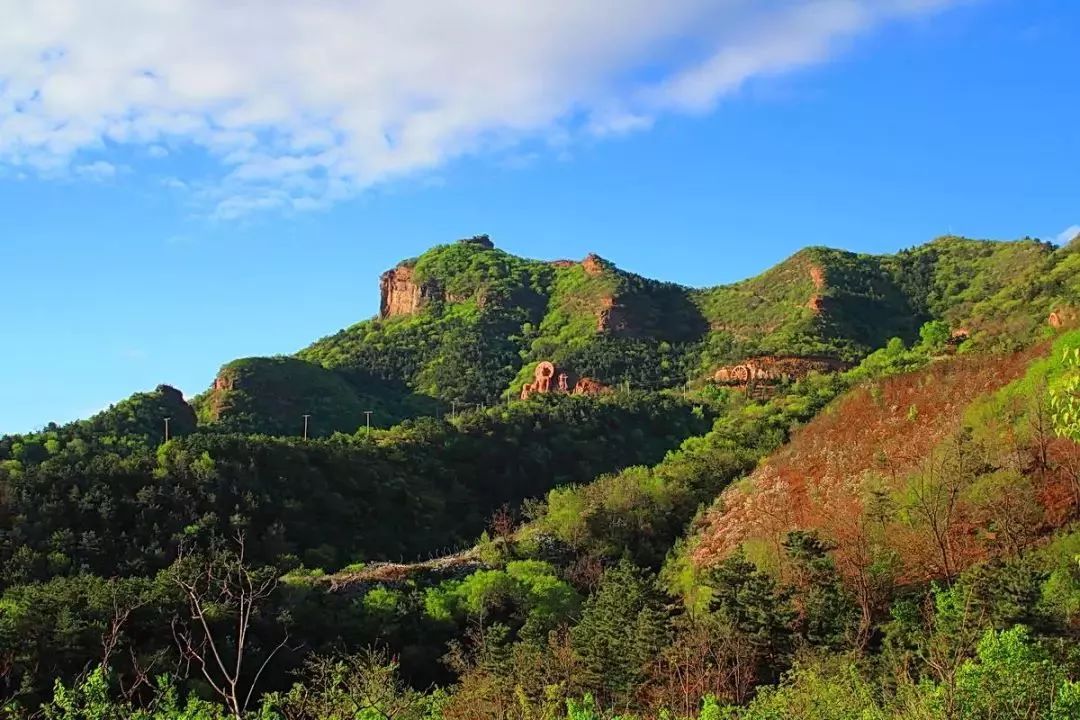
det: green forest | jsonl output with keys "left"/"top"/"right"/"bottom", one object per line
{"left": 3, "top": 234, "right": 1080, "bottom": 719}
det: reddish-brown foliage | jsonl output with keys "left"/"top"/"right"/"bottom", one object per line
{"left": 692, "top": 346, "right": 1052, "bottom": 586}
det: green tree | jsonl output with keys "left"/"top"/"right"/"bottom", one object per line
{"left": 570, "top": 561, "right": 669, "bottom": 705}
{"left": 42, "top": 667, "right": 233, "bottom": 720}
{"left": 782, "top": 531, "right": 857, "bottom": 650}
{"left": 918, "top": 320, "right": 953, "bottom": 353}
{"left": 702, "top": 553, "right": 795, "bottom": 685}
{"left": 1050, "top": 346, "right": 1080, "bottom": 442}
{"left": 954, "top": 626, "right": 1080, "bottom": 720}
{"left": 737, "top": 658, "right": 887, "bottom": 720}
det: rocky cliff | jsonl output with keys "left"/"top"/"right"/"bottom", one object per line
{"left": 379, "top": 264, "right": 440, "bottom": 318}
{"left": 713, "top": 355, "right": 850, "bottom": 385}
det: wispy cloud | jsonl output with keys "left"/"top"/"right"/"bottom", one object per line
{"left": 74, "top": 160, "right": 118, "bottom": 181}
{"left": 0, "top": 0, "right": 964, "bottom": 216}
{"left": 160, "top": 177, "right": 188, "bottom": 191}
{"left": 1056, "top": 224, "right": 1080, "bottom": 245}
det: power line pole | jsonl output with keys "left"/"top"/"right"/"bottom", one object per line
{"left": 302, "top": 414, "right": 311, "bottom": 440}
{"left": 364, "top": 410, "right": 373, "bottom": 437}
{"left": 163, "top": 417, "right": 171, "bottom": 443}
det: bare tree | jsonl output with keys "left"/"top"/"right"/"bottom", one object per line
{"left": 643, "top": 614, "right": 758, "bottom": 714}
{"left": 96, "top": 580, "right": 168, "bottom": 702}
{"left": 99, "top": 581, "right": 146, "bottom": 670}
{"left": 1027, "top": 379, "right": 1056, "bottom": 473}
{"left": 1061, "top": 443, "right": 1080, "bottom": 515}
{"left": 921, "top": 589, "right": 984, "bottom": 720}
{"left": 488, "top": 503, "right": 515, "bottom": 540}
{"left": 903, "top": 432, "right": 980, "bottom": 582}
{"left": 170, "top": 532, "right": 289, "bottom": 719}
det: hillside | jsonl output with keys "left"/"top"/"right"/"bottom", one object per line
{"left": 685, "top": 342, "right": 1069, "bottom": 580}
{"left": 4, "top": 233, "right": 1080, "bottom": 719}
{"left": 193, "top": 234, "right": 1079, "bottom": 436}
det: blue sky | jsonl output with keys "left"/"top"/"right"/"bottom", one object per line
{"left": 1, "top": 0, "right": 1078, "bottom": 434}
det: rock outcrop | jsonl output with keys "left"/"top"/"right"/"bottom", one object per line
{"left": 379, "top": 264, "right": 440, "bottom": 318}
{"left": 713, "top": 355, "right": 849, "bottom": 386}
{"left": 597, "top": 296, "right": 632, "bottom": 334}
{"left": 520, "top": 361, "right": 609, "bottom": 400}
{"left": 582, "top": 253, "right": 606, "bottom": 276}
{"left": 1049, "top": 308, "right": 1077, "bottom": 329}
{"left": 806, "top": 263, "right": 828, "bottom": 313}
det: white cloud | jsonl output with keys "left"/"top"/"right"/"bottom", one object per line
{"left": 0, "top": 0, "right": 963, "bottom": 216}
{"left": 1056, "top": 225, "right": 1080, "bottom": 245}
{"left": 74, "top": 160, "right": 117, "bottom": 180}
{"left": 160, "top": 176, "right": 187, "bottom": 190}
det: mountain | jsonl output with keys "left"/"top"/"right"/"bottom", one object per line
{"left": 4, "top": 232, "right": 1080, "bottom": 718}
{"left": 187, "top": 233, "right": 1079, "bottom": 437}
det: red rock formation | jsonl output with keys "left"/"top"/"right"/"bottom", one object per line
{"left": 596, "top": 296, "right": 632, "bottom": 334}
{"left": 805, "top": 264, "right": 828, "bottom": 313}
{"left": 520, "top": 362, "right": 546, "bottom": 399}
{"left": 520, "top": 361, "right": 608, "bottom": 399}
{"left": 1048, "top": 308, "right": 1076, "bottom": 329}
{"left": 948, "top": 328, "right": 971, "bottom": 348}
{"left": 573, "top": 377, "right": 607, "bottom": 395}
{"left": 714, "top": 355, "right": 849, "bottom": 386}
{"left": 379, "top": 265, "right": 440, "bottom": 318}
{"left": 582, "top": 253, "right": 604, "bottom": 276}
{"left": 535, "top": 362, "right": 554, "bottom": 393}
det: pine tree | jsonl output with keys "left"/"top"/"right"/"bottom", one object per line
{"left": 571, "top": 560, "right": 670, "bottom": 704}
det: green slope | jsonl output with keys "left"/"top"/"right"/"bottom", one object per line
{"left": 196, "top": 234, "right": 1080, "bottom": 436}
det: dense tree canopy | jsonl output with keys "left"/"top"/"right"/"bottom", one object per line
{"left": 5, "top": 235, "right": 1080, "bottom": 718}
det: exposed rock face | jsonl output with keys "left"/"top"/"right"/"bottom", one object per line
{"left": 806, "top": 264, "right": 827, "bottom": 313}
{"left": 520, "top": 361, "right": 608, "bottom": 400}
{"left": 1049, "top": 308, "right": 1076, "bottom": 329}
{"left": 597, "top": 296, "right": 632, "bottom": 334}
{"left": 379, "top": 265, "right": 440, "bottom": 318}
{"left": 573, "top": 377, "right": 607, "bottom": 395}
{"left": 582, "top": 253, "right": 605, "bottom": 276}
{"left": 714, "top": 355, "right": 849, "bottom": 386}
{"left": 948, "top": 328, "right": 971, "bottom": 349}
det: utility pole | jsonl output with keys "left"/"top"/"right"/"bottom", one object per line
{"left": 302, "top": 414, "right": 310, "bottom": 440}
{"left": 163, "top": 417, "right": 171, "bottom": 442}
{"left": 364, "top": 410, "right": 373, "bottom": 437}
{"left": 451, "top": 400, "right": 457, "bottom": 418}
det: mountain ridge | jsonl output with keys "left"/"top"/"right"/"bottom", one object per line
{"left": 5, "top": 233, "right": 1080, "bottom": 718}
{"left": 194, "top": 233, "right": 1077, "bottom": 437}
{"left": 9, "top": 233, "right": 1074, "bottom": 440}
